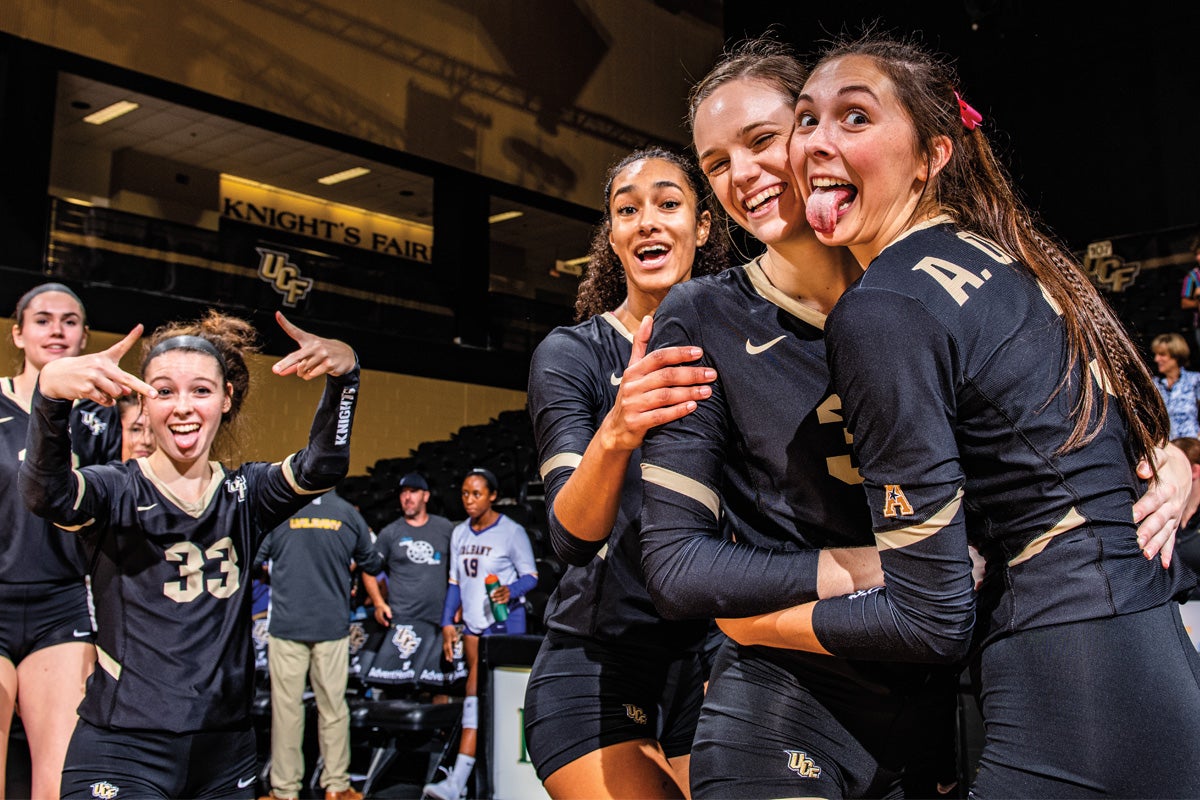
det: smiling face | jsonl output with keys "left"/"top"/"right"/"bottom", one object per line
{"left": 142, "top": 349, "right": 232, "bottom": 468}
{"left": 460, "top": 474, "right": 497, "bottom": 523}
{"left": 119, "top": 399, "right": 157, "bottom": 460}
{"left": 692, "top": 77, "right": 810, "bottom": 248}
{"left": 12, "top": 290, "right": 88, "bottom": 372}
{"left": 792, "top": 54, "right": 950, "bottom": 262}
{"left": 606, "top": 156, "right": 710, "bottom": 304}
{"left": 1154, "top": 346, "right": 1180, "bottom": 378}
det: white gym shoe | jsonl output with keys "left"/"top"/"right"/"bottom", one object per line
{"left": 422, "top": 775, "right": 466, "bottom": 800}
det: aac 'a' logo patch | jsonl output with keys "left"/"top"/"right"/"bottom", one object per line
{"left": 785, "top": 750, "right": 821, "bottom": 779}
{"left": 882, "top": 484, "right": 914, "bottom": 518}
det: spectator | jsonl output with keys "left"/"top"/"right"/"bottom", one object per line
{"left": 361, "top": 472, "right": 465, "bottom": 693}
{"left": 1152, "top": 332, "right": 1200, "bottom": 438}
{"left": 423, "top": 468, "right": 538, "bottom": 800}
{"left": 1179, "top": 234, "right": 1200, "bottom": 352}
{"left": 117, "top": 392, "right": 156, "bottom": 460}
{"left": 255, "top": 489, "right": 384, "bottom": 800}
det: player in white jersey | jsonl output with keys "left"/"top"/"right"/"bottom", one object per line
{"left": 425, "top": 467, "right": 537, "bottom": 800}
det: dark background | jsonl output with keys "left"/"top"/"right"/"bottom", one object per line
{"left": 723, "top": 3, "right": 1200, "bottom": 250}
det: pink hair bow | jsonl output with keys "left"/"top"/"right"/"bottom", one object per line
{"left": 955, "top": 91, "right": 983, "bottom": 131}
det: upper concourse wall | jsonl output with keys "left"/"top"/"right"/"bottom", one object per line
{"left": 0, "top": 0, "right": 724, "bottom": 212}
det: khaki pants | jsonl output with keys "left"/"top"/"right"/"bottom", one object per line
{"left": 268, "top": 635, "right": 352, "bottom": 795}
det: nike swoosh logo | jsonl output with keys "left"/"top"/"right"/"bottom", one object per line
{"left": 137, "top": 504, "right": 158, "bottom": 512}
{"left": 610, "top": 372, "right": 622, "bottom": 386}
{"left": 745, "top": 335, "right": 786, "bottom": 355}
{"left": 73, "top": 629, "right": 91, "bottom": 637}
{"left": 0, "top": 417, "right": 11, "bottom": 424}
{"left": 236, "top": 776, "right": 256, "bottom": 789}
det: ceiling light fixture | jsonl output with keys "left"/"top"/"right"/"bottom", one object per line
{"left": 488, "top": 210, "right": 523, "bottom": 224}
{"left": 317, "top": 166, "right": 371, "bottom": 185}
{"left": 82, "top": 100, "right": 139, "bottom": 125}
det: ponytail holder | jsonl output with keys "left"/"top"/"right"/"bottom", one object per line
{"left": 955, "top": 91, "right": 983, "bottom": 131}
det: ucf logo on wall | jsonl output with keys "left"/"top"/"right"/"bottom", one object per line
{"left": 256, "top": 247, "right": 313, "bottom": 306}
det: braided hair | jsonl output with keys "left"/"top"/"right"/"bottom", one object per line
{"left": 811, "top": 31, "right": 1167, "bottom": 465}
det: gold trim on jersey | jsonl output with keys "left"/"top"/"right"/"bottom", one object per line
{"left": 140, "top": 458, "right": 227, "bottom": 518}
{"left": 539, "top": 452, "right": 582, "bottom": 480}
{"left": 0, "top": 378, "right": 28, "bottom": 414}
{"left": 280, "top": 453, "right": 325, "bottom": 496}
{"left": 640, "top": 463, "right": 719, "bottom": 520}
{"left": 1088, "top": 359, "right": 1117, "bottom": 396}
{"left": 600, "top": 311, "right": 634, "bottom": 342}
{"left": 96, "top": 645, "right": 121, "bottom": 679}
{"left": 52, "top": 470, "right": 96, "bottom": 531}
{"left": 881, "top": 213, "right": 954, "bottom": 253}
{"left": 744, "top": 258, "right": 829, "bottom": 330}
{"left": 875, "top": 488, "right": 963, "bottom": 550}
{"left": 0, "top": 379, "right": 109, "bottom": 424}
{"left": 1007, "top": 507, "right": 1086, "bottom": 567}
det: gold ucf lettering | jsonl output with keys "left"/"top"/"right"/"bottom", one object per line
{"left": 256, "top": 247, "right": 314, "bottom": 306}
{"left": 289, "top": 518, "right": 344, "bottom": 530}
{"left": 786, "top": 750, "right": 821, "bottom": 778}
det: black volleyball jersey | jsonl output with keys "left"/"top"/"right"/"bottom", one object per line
{"left": 20, "top": 368, "right": 360, "bottom": 732}
{"left": 0, "top": 379, "right": 120, "bottom": 583}
{"left": 528, "top": 311, "right": 707, "bottom": 648}
{"left": 640, "top": 260, "right": 950, "bottom": 692}
{"left": 814, "top": 218, "right": 1195, "bottom": 661}
{"left": 640, "top": 259, "right": 869, "bottom": 617}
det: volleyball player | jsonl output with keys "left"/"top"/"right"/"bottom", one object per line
{"left": 116, "top": 391, "right": 156, "bottom": 460}
{"left": 716, "top": 32, "right": 1200, "bottom": 796}
{"left": 0, "top": 282, "right": 120, "bottom": 800}
{"left": 523, "top": 147, "right": 729, "bottom": 799}
{"left": 424, "top": 467, "right": 538, "bottom": 800}
{"left": 19, "top": 308, "right": 359, "bottom": 799}
{"left": 638, "top": 37, "right": 1191, "bottom": 798}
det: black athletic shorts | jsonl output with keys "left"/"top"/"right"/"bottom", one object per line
{"left": 61, "top": 718, "right": 258, "bottom": 799}
{"left": 0, "top": 579, "right": 93, "bottom": 664}
{"left": 970, "top": 602, "right": 1200, "bottom": 798}
{"left": 524, "top": 631, "right": 706, "bottom": 781}
{"left": 691, "top": 638, "right": 958, "bottom": 799}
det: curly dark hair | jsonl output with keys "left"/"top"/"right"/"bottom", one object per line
{"left": 573, "top": 147, "right": 731, "bottom": 321}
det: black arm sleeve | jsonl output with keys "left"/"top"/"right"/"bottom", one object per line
{"left": 639, "top": 288, "right": 821, "bottom": 619}
{"left": 528, "top": 328, "right": 613, "bottom": 567}
{"left": 20, "top": 385, "right": 108, "bottom": 529}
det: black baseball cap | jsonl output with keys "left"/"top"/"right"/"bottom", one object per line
{"left": 398, "top": 472, "right": 429, "bottom": 491}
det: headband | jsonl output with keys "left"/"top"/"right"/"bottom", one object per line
{"left": 467, "top": 467, "right": 499, "bottom": 492}
{"left": 145, "top": 335, "right": 226, "bottom": 374}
